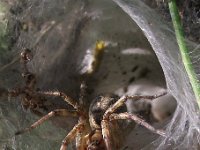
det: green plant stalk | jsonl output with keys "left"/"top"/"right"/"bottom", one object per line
{"left": 168, "top": 0, "right": 200, "bottom": 108}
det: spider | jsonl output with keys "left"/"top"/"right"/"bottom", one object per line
{"left": 7, "top": 48, "right": 48, "bottom": 116}
{"left": 2, "top": 41, "right": 166, "bottom": 150}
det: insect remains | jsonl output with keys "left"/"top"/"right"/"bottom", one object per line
{"left": 1, "top": 41, "right": 167, "bottom": 150}
{"left": 8, "top": 48, "right": 48, "bottom": 116}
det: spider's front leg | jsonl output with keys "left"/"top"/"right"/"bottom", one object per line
{"left": 101, "top": 93, "right": 167, "bottom": 150}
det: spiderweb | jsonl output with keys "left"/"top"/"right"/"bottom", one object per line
{"left": 113, "top": 0, "right": 200, "bottom": 149}
{"left": 0, "top": 0, "right": 199, "bottom": 150}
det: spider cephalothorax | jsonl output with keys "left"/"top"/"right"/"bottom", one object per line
{"left": 89, "top": 94, "right": 122, "bottom": 129}
{"left": 2, "top": 42, "right": 166, "bottom": 150}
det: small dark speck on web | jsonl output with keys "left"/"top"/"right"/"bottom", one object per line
{"left": 139, "top": 67, "right": 150, "bottom": 78}
{"left": 113, "top": 54, "right": 117, "bottom": 58}
{"left": 122, "top": 71, "right": 127, "bottom": 75}
{"left": 11, "top": 69, "right": 19, "bottom": 73}
{"left": 128, "top": 76, "right": 135, "bottom": 83}
{"left": 87, "top": 88, "right": 94, "bottom": 95}
{"left": 123, "top": 86, "right": 128, "bottom": 93}
{"left": 131, "top": 65, "right": 139, "bottom": 72}
{"left": 102, "top": 73, "right": 109, "bottom": 79}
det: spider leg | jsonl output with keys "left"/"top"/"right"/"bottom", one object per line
{"left": 76, "top": 120, "right": 93, "bottom": 150}
{"left": 20, "top": 48, "right": 36, "bottom": 89}
{"left": 79, "top": 80, "right": 87, "bottom": 107}
{"left": 101, "top": 119, "right": 112, "bottom": 150}
{"left": 104, "top": 92, "right": 167, "bottom": 117}
{"left": 109, "top": 113, "right": 166, "bottom": 137}
{"left": 60, "top": 122, "right": 84, "bottom": 150}
{"left": 38, "top": 91, "right": 79, "bottom": 110}
{"left": 74, "top": 81, "right": 90, "bottom": 150}
{"left": 23, "top": 72, "right": 36, "bottom": 90}
{"left": 101, "top": 92, "right": 167, "bottom": 150}
{"left": 75, "top": 130, "right": 89, "bottom": 150}
{"left": 20, "top": 48, "right": 32, "bottom": 72}
{"left": 15, "top": 109, "right": 78, "bottom": 135}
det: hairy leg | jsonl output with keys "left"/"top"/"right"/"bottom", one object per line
{"left": 101, "top": 119, "right": 112, "bottom": 150}
{"left": 79, "top": 81, "right": 87, "bottom": 107}
{"left": 104, "top": 92, "right": 167, "bottom": 118}
{"left": 101, "top": 93, "right": 167, "bottom": 150}
{"left": 38, "top": 91, "right": 79, "bottom": 110}
{"left": 60, "top": 122, "right": 84, "bottom": 150}
{"left": 75, "top": 129, "right": 90, "bottom": 150}
{"left": 15, "top": 109, "right": 78, "bottom": 135}
{"left": 109, "top": 113, "right": 166, "bottom": 136}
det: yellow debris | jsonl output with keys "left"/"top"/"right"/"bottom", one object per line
{"left": 95, "top": 40, "right": 106, "bottom": 51}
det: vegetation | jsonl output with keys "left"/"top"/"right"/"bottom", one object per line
{"left": 168, "top": 0, "right": 200, "bottom": 108}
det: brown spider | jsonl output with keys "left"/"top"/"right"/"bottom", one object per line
{"left": 3, "top": 42, "right": 166, "bottom": 150}
{"left": 8, "top": 48, "right": 48, "bottom": 116}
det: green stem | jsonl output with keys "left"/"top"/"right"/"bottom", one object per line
{"left": 168, "top": 0, "right": 200, "bottom": 108}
